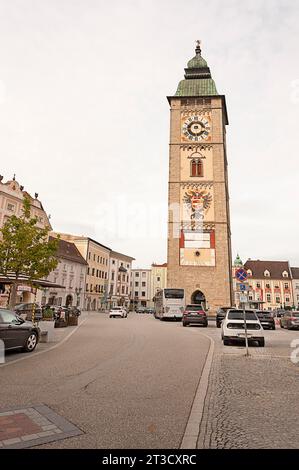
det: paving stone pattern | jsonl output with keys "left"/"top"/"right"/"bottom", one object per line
{"left": 0, "top": 405, "right": 83, "bottom": 449}
{"left": 198, "top": 351, "right": 299, "bottom": 449}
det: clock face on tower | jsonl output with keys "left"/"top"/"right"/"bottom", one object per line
{"left": 182, "top": 115, "right": 211, "bottom": 142}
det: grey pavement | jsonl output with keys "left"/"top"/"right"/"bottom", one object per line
{"left": 1, "top": 312, "right": 210, "bottom": 449}
{"left": 197, "top": 323, "right": 299, "bottom": 449}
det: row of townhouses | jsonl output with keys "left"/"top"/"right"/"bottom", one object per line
{"left": 0, "top": 176, "right": 135, "bottom": 310}
{"left": 233, "top": 255, "right": 299, "bottom": 310}
{"left": 0, "top": 175, "right": 168, "bottom": 311}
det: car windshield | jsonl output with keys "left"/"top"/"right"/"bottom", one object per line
{"left": 112, "top": 307, "right": 122, "bottom": 310}
{"left": 164, "top": 289, "right": 184, "bottom": 299}
{"left": 186, "top": 305, "right": 204, "bottom": 311}
{"left": 227, "top": 310, "right": 257, "bottom": 321}
{"left": 256, "top": 311, "right": 272, "bottom": 318}
{"left": 0, "top": 310, "right": 19, "bottom": 323}
{"left": 291, "top": 313, "right": 299, "bottom": 318}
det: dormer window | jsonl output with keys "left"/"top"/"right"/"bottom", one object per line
{"left": 247, "top": 269, "right": 252, "bottom": 277}
{"left": 264, "top": 270, "right": 270, "bottom": 277}
{"left": 282, "top": 271, "right": 289, "bottom": 278}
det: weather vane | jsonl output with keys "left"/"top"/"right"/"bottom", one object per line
{"left": 195, "top": 39, "right": 202, "bottom": 54}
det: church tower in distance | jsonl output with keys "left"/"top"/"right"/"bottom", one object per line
{"left": 167, "top": 41, "right": 233, "bottom": 314}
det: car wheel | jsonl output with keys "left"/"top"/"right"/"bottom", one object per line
{"left": 216, "top": 323, "right": 221, "bottom": 329}
{"left": 24, "top": 332, "right": 38, "bottom": 352}
{"left": 203, "top": 323, "right": 208, "bottom": 328}
{"left": 272, "top": 325, "right": 276, "bottom": 330}
{"left": 258, "top": 338, "right": 265, "bottom": 347}
{"left": 223, "top": 337, "right": 230, "bottom": 346}
{"left": 280, "top": 322, "right": 283, "bottom": 328}
{"left": 182, "top": 322, "right": 187, "bottom": 327}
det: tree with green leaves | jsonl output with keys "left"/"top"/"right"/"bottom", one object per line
{"left": 0, "top": 197, "right": 59, "bottom": 308}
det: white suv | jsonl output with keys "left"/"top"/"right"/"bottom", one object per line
{"left": 221, "top": 309, "right": 265, "bottom": 347}
{"left": 109, "top": 307, "right": 127, "bottom": 318}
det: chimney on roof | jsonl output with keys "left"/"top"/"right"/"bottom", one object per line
{"left": 35, "top": 193, "right": 38, "bottom": 199}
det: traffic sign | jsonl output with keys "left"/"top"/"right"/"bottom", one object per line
{"left": 236, "top": 268, "right": 248, "bottom": 282}
{"left": 239, "top": 294, "right": 248, "bottom": 303}
{"left": 239, "top": 284, "right": 247, "bottom": 292}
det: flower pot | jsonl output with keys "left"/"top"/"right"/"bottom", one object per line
{"left": 67, "top": 315, "right": 78, "bottom": 326}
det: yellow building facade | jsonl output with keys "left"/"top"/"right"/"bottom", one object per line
{"left": 53, "top": 233, "right": 111, "bottom": 311}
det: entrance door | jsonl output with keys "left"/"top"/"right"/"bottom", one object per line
{"left": 191, "top": 290, "right": 206, "bottom": 310}
{"left": 65, "top": 295, "right": 73, "bottom": 307}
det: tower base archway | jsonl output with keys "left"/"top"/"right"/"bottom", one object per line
{"left": 191, "top": 290, "right": 206, "bottom": 310}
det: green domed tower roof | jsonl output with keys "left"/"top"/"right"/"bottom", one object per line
{"left": 187, "top": 54, "right": 208, "bottom": 69}
{"left": 175, "top": 41, "right": 218, "bottom": 97}
{"left": 234, "top": 254, "right": 243, "bottom": 267}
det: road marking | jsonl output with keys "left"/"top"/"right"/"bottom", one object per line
{"left": 180, "top": 330, "right": 214, "bottom": 449}
{"left": 0, "top": 317, "right": 89, "bottom": 369}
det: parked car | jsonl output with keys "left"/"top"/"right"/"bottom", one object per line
{"left": 221, "top": 309, "right": 265, "bottom": 347}
{"left": 273, "top": 309, "right": 287, "bottom": 318}
{"left": 144, "top": 308, "right": 155, "bottom": 314}
{"left": 136, "top": 307, "right": 146, "bottom": 314}
{"left": 182, "top": 304, "right": 208, "bottom": 327}
{"left": 14, "top": 303, "right": 42, "bottom": 322}
{"left": 280, "top": 311, "right": 299, "bottom": 330}
{"left": 0, "top": 308, "right": 41, "bottom": 352}
{"left": 109, "top": 307, "right": 127, "bottom": 318}
{"left": 216, "top": 307, "right": 235, "bottom": 328}
{"left": 255, "top": 310, "right": 276, "bottom": 330}
{"left": 67, "top": 306, "right": 81, "bottom": 317}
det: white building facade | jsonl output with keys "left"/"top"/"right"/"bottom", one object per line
{"left": 43, "top": 238, "right": 88, "bottom": 309}
{"left": 131, "top": 269, "right": 151, "bottom": 308}
{"left": 108, "top": 251, "right": 135, "bottom": 308}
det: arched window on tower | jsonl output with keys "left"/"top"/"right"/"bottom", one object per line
{"left": 191, "top": 159, "right": 203, "bottom": 177}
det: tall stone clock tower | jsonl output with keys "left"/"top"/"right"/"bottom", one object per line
{"left": 167, "top": 41, "right": 233, "bottom": 313}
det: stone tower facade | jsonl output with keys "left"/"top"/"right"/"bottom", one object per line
{"left": 167, "top": 42, "right": 233, "bottom": 314}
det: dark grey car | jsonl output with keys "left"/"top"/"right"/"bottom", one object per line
{"left": 0, "top": 309, "right": 41, "bottom": 352}
{"left": 14, "top": 302, "right": 43, "bottom": 322}
{"left": 182, "top": 305, "right": 208, "bottom": 327}
{"left": 280, "top": 311, "right": 299, "bottom": 330}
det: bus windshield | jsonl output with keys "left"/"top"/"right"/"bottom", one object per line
{"left": 164, "top": 289, "right": 184, "bottom": 299}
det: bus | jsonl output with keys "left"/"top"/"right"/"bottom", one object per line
{"left": 154, "top": 288, "right": 185, "bottom": 320}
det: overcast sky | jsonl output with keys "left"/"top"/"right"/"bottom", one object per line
{"left": 1, "top": 0, "right": 299, "bottom": 268}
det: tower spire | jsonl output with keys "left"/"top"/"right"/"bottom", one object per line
{"left": 195, "top": 39, "right": 202, "bottom": 55}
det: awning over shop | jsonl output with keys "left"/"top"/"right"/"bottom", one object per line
{"left": 0, "top": 273, "right": 65, "bottom": 289}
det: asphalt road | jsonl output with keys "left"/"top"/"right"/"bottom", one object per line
{"left": 0, "top": 312, "right": 210, "bottom": 449}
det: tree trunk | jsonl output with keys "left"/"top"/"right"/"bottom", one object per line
{"left": 8, "top": 281, "right": 18, "bottom": 309}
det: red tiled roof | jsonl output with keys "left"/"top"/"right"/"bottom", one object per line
{"left": 244, "top": 260, "right": 291, "bottom": 280}
{"left": 50, "top": 237, "right": 88, "bottom": 265}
